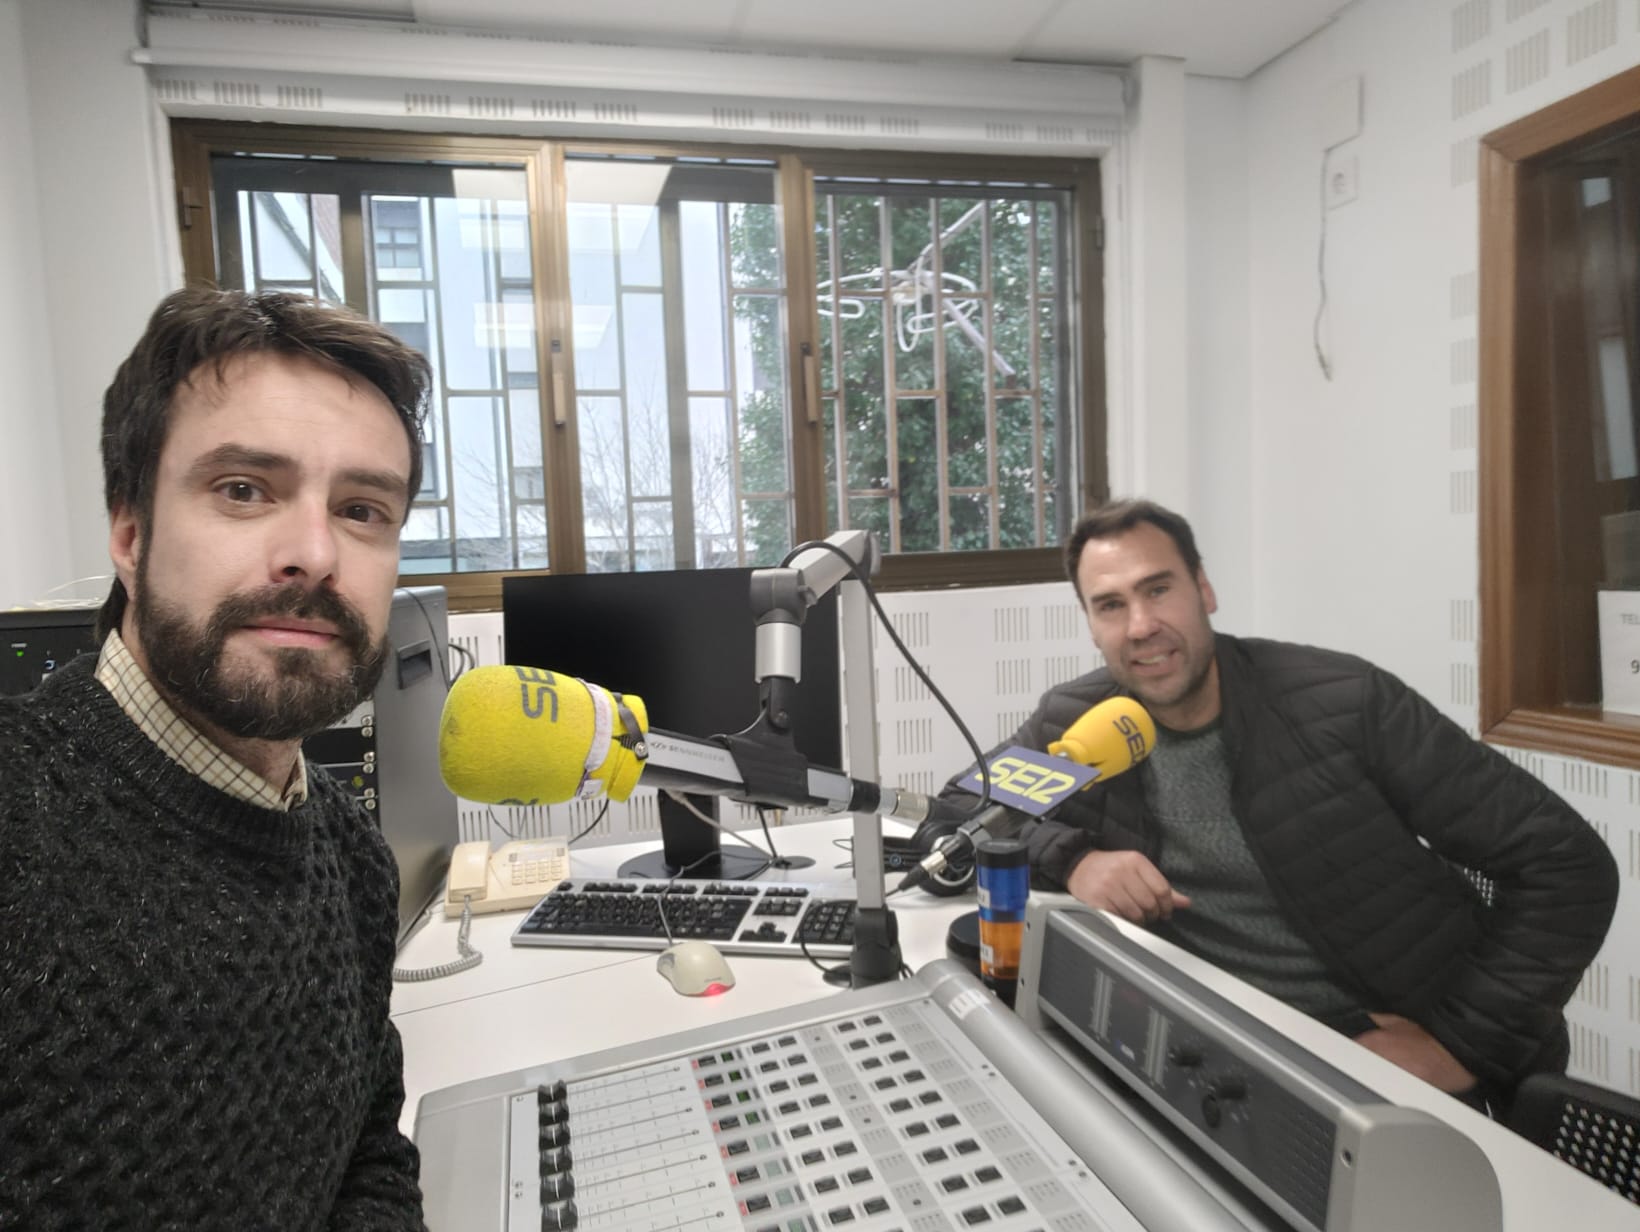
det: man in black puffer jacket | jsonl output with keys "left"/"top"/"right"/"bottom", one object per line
{"left": 936, "top": 498, "right": 1618, "bottom": 1112}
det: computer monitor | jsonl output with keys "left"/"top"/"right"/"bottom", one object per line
{"left": 0, "top": 589, "right": 457, "bottom": 949}
{"left": 502, "top": 568, "right": 843, "bottom": 880}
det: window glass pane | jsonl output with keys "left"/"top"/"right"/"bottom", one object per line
{"left": 569, "top": 204, "right": 620, "bottom": 390}
{"left": 834, "top": 194, "right": 882, "bottom": 291}
{"left": 622, "top": 290, "right": 671, "bottom": 502}
{"left": 949, "top": 492, "right": 990, "bottom": 551}
{"left": 990, "top": 201, "right": 1033, "bottom": 388}
{"left": 447, "top": 394, "right": 505, "bottom": 570}
{"left": 566, "top": 154, "right": 784, "bottom": 571}
{"left": 681, "top": 201, "right": 727, "bottom": 390}
{"left": 254, "top": 191, "right": 313, "bottom": 282}
{"left": 896, "top": 398, "right": 938, "bottom": 552}
{"left": 997, "top": 397, "right": 1037, "bottom": 550}
{"left": 889, "top": 196, "right": 938, "bottom": 394}
{"left": 1037, "top": 296, "right": 1059, "bottom": 408}
{"left": 817, "top": 178, "right": 1076, "bottom": 556}
{"left": 1036, "top": 200, "right": 1058, "bottom": 293}
{"left": 632, "top": 502, "right": 674, "bottom": 572}
{"left": 431, "top": 198, "right": 506, "bottom": 393}
{"left": 401, "top": 507, "right": 450, "bottom": 575}
{"left": 510, "top": 387, "right": 542, "bottom": 484}
{"left": 579, "top": 394, "right": 630, "bottom": 572}
{"left": 516, "top": 504, "right": 548, "bottom": 570}
{"left": 814, "top": 197, "right": 834, "bottom": 298}
{"left": 734, "top": 294, "right": 788, "bottom": 495}
{"left": 938, "top": 198, "right": 985, "bottom": 292}
{"left": 822, "top": 394, "right": 840, "bottom": 530}
{"left": 618, "top": 203, "right": 661, "bottom": 287}
{"left": 820, "top": 305, "right": 837, "bottom": 393}
{"left": 741, "top": 498, "right": 791, "bottom": 567}
{"left": 945, "top": 299, "right": 988, "bottom": 491}
{"left": 690, "top": 396, "right": 734, "bottom": 568}
{"left": 503, "top": 286, "right": 539, "bottom": 385}
{"left": 842, "top": 305, "right": 887, "bottom": 494}
{"left": 848, "top": 494, "right": 890, "bottom": 543}
{"left": 232, "top": 190, "right": 343, "bottom": 302}
{"left": 1597, "top": 336, "right": 1637, "bottom": 482}
{"left": 496, "top": 202, "right": 533, "bottom": 283}
{"left": 1527, "top": 151, "right": 1640, "bottom": 711}
{"left": 371, "top": 196, "right": 425, "bottom": 280}
{"left": 730, "top": 202, "right": 781, "bottom": 289}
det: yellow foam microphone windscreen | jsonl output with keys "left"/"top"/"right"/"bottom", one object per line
{"left": 1046, "top": 695, "right": 1156, "bottom": 778}
{"left": 438, "top": 665, "right": 650, "bottom": 806}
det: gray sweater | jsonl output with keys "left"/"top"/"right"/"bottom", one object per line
{"left": 0, "top": 656, "right": 425, "bottom": 1230}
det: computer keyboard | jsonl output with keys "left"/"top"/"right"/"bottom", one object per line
{"left": 511, "top": 879, "right": 858, "bottom": 959}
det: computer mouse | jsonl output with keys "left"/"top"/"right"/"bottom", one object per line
{"left": 656, "top": 939, "right": 736, "bottom": 997}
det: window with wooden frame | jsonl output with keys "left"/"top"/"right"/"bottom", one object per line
{"left": 171, "top": 121, "right": 1106, "bottom": 609}
{"left": 1479, "top": 63, "right": 1640, "bottom": 769}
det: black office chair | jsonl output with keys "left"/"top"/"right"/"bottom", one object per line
{"left": 1508, "top": 1072, "right": 1640, "bottom": 1205}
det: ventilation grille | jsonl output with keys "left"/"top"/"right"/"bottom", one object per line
{"left": 1505, "top": 29, "right": 1551, "bottom": 91}
{"left": 1451, "top": 403, "right": 1477, "bottom": 449}
{"left": 1451, "top": 61, "right": 1492, "bottom": 119}
{"left": 1450, "top": 469, "right": 1477, "bottom": 515}
{"left": 1452, "top": 0, "right": 1493, "bottom": 51}
{"left": 405, "top": 93, "right": 452, "bottom": 116}
{"left": 276, "top": 85, "right": 323, "bottom": 110}
{"left": 1566, "top": 0, "right": 1618, "bottom": 65}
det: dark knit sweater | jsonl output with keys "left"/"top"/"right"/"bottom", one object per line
{"left": 0, "top": 656, "right": 424, "bottom": 1230}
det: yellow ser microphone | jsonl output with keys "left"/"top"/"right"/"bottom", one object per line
{"left": 895, "top": 695, "right": 1157, "bottom": 895}
{"left": 1047, "top": 694, "right": 1157, "bottom": 778}
{"left": 438, "top": 665, "right": 650, "bottom": 806}
{"left": 440, "top": 665, "right": 943, "bottom": 818}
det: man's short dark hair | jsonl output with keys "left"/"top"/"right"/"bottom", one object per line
{"left": 1064, "top": 498, "right": 1204, "bottom": 601}
{"left": 96, "top": 287, "right": 431, "bottom": 639}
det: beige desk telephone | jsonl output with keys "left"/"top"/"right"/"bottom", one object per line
{"left": 443, "top": 838, "right": 571, "bottom": 918}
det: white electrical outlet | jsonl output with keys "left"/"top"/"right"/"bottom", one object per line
{"left": 1326, "top": 154, "right": 1359, "bottom": 209}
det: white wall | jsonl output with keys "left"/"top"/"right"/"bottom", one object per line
{"left": 1, "top": 0, "right": 177, "bottom": 607}
{"left": 1230, "top": 0, "right": 1640, "bottom": 1093}
{"left": 1183, "top": 74, "right": 1254, "bottom": 631}
{"left": 0, "top": 0, "right": 72, "bottom": 606}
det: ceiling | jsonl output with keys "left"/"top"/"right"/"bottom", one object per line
{"left": 178, "top": 0, "right": 1356, "bottom": 79}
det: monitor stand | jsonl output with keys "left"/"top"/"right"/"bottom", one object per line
{"left": 616, "top": 791, "right": 815, "bottom": 880}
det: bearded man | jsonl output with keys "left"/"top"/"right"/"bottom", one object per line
{"left": 0, "top": 288, "right": 431, "bottom": 1229}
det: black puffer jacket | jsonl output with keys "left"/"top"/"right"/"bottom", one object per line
{"left": 945, "top": 633, "right": 1619, "bottom": 1089}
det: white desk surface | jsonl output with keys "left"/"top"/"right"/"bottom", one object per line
{"left": 391, "top": 818, "right": 1638, "bottom": 1229}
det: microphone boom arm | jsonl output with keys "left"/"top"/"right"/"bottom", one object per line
{"left": 746, "top": 530, "right": 900, "bottom": 987}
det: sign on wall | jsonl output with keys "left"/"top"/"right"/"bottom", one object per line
{"left": 1597, "top": 590, "right": 1640, "bottom": 717}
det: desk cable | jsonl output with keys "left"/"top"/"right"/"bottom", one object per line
{"left": 393, "top": 896, "right": 483, "bottom": 982}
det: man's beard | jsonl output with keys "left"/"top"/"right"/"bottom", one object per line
{"left": 133, "top": 563, "right": 388, "bottom": 743}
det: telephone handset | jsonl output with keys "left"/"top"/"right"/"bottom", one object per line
{"left": 443, "top": 838, "right": 571, "bottom": 918}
